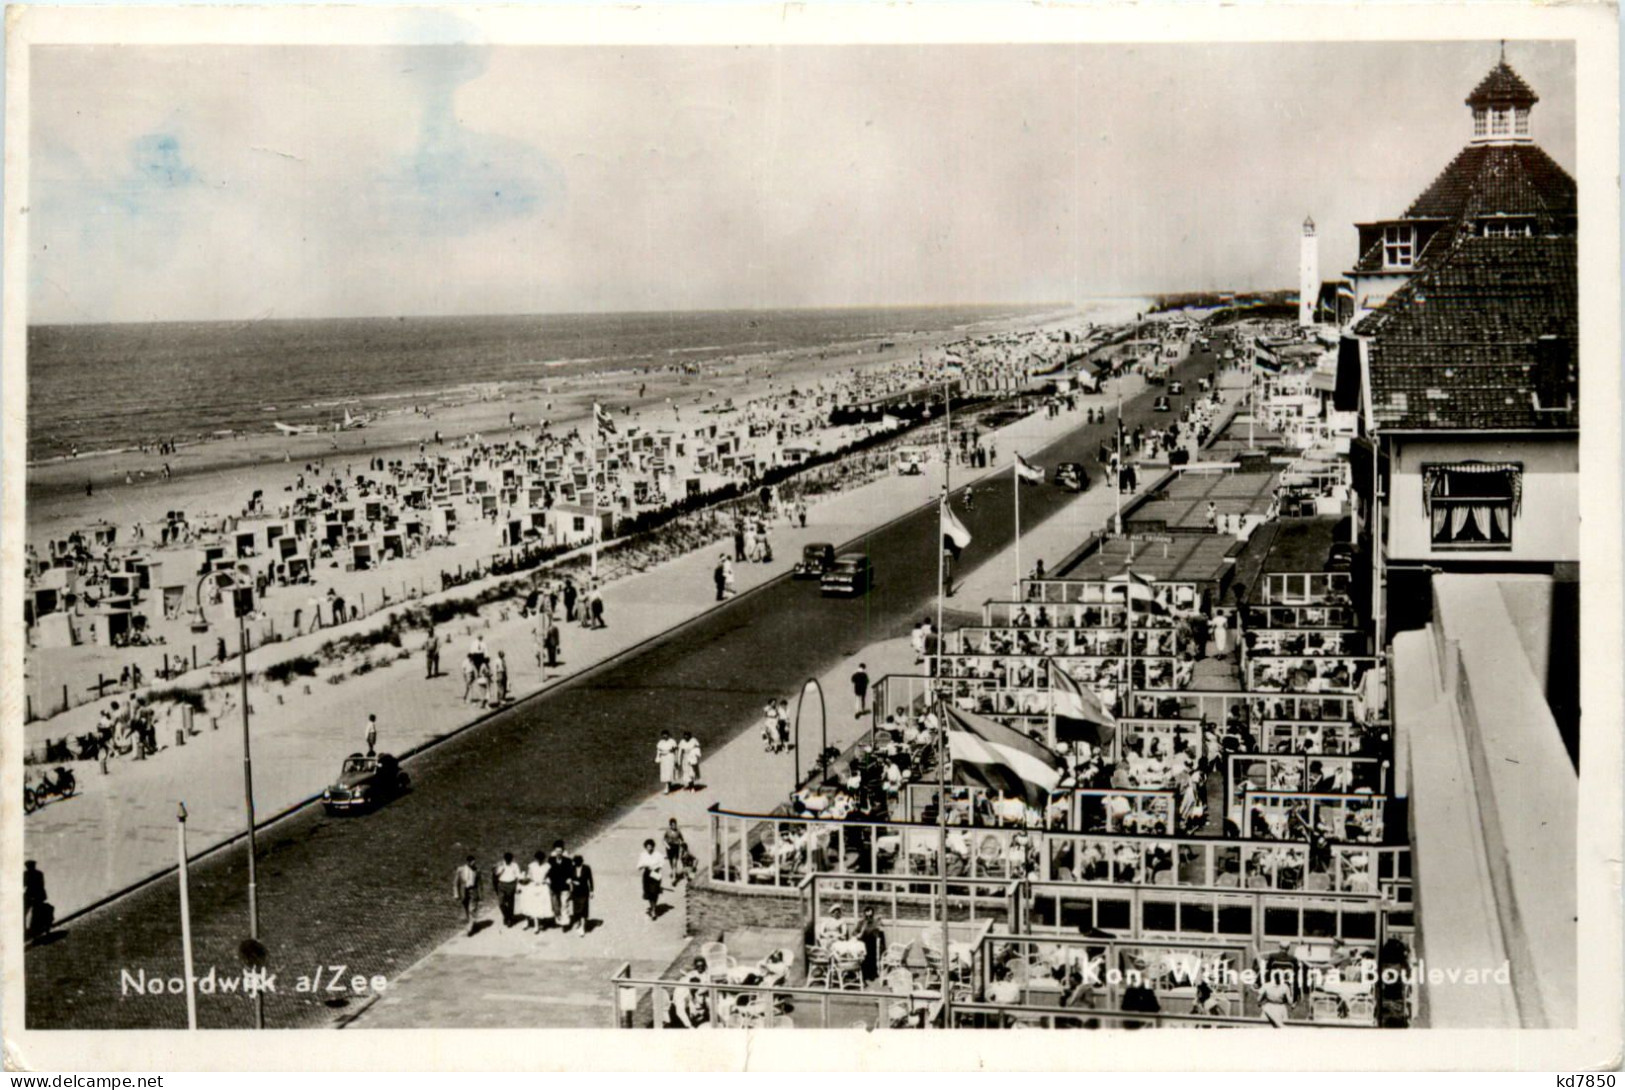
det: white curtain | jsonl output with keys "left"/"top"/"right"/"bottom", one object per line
{"left": 1431, "top": 507, "right": 1449, "bottom": 538}
{"left": 1492, "top": 506, "right": 1511, "bottom": 539}
{"left": 1450, "top": 506, "right": 1471, "bottom": 539}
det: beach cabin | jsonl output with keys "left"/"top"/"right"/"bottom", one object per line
{"left": 479, "top": 493, "right": 499, "bottom": 519}
{"left": 234, "top": 529, "right": 258, "bottom": 559}
{"left": 431, "top": 506, "right": 457, "bottom": 538}
{"left": 200, "top": 544, "right": 227, "bottom": 573}
{"left": 380, "top": 530, "right": 405, "bottom": 561}
{"left": 545, "top": 503, "right": 612, "bottom": 548}
{"left": 88, "top": 607, "right": 133, "bottom": 647}
{"left": 349, "top": 539, "right": 375, "bottom": 572}
{"left": 106, "top": 571, "right": 139, "bottom": 603}
{"left": 35, "top": 607, "right": 77, "bottom": 647}
{"left": 402, "top": 516, "right": 425, "bottom": 543}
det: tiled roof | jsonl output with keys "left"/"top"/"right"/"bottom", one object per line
{"left": 1359, "top": 235, "right": 1577, "bottom": 430}
{"left": 1465, "top": 60, "right": 1540, "bottom": 107}
{"left": 1405, "top": 144, "right": 1575, "bottom": 221}
{"left": 1350, "top": 144, "right": 1576, "bottom": 273}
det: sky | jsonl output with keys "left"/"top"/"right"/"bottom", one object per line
{"left": 28, "top": 39, "right": 1576, "bottom": 324}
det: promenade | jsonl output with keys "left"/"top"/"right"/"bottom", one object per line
{"left": 26, "top": 374, "right": 1156, "bottom": 921}
{"left": 346, "top": 392, "right": 1181, "bottom": 1029}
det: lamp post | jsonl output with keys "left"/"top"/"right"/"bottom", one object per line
{"left": 192, "top": 570, "right": 264, "bottom": 1029}
{"left": 177, "top": 802, "right": 197, "bottom": 1030}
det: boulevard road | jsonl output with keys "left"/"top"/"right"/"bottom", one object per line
{"left": 24, "top": 343, "right": 1223, "bottom": 1028}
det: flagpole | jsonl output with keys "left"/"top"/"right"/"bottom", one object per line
{"left": 937, "top": 380, "right": 953, "bottom": 1029}
{"left": 1013, "top": 456, "right": 1021, "bottom": 594}
{"left": 1114, "top": 392, "right": 1124, "bottom": 536}
{"left": 590, "top": 412, "right": 599, "bottom": 578}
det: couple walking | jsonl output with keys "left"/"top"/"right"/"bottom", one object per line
{"left": 656, "top": 730, "right": 703, "bottom": 793}
{"left": 713, "top": 555, "right": 737, "bottom": 601}
{"left": 637, "top": 818, "right": 694, "bottom": 921}
{"left": 472, "top": 842, "right": 595, "bottom": 936}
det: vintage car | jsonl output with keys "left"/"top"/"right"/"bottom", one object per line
{"left": 1169, "top": 380, "right": 1185, "bottom": 396}
{"left": 1153, "top": 395, "right": 1173, "bottom": 413}
{"left": 821, "top": 553, "right": 874, "bottom": 597}
{"left": 793, "top": 542, "right": 837, "bottom": 579}
{"left": 1054, "top": 462, "right": 1089, "bottom": 493}
{"left": 323, "top": 752, "right": 410, "bottom": 814}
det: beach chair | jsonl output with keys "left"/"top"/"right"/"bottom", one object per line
{"left": 833, "top": 953, "right": 865, "bottom": 991}
{"left": 805, "top": 947, "right": 833, "bottom": 989}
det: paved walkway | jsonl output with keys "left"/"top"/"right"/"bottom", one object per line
{"left": 345, "top": 379, "right": 1241, "bottom": 1030}
{"left": 27, "top": 381, "right": 1144, "bottom": 920}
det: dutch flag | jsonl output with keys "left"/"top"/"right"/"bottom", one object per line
{"left": 942, "top": 703, "right": 1068, "bottom": 809}
{"left": 594, "top": 402, "right": 618, "bottom": 436}
{"left": 941, "top": 496, "right": 972, "bottom": 559}
{"left": 1048, "top": 658, "right": 1118, "bottom": 748}
{"left": 1016, "top": 453, "right": 1045, "bottom": 484}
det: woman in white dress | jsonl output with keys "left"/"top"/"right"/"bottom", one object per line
{"left": 516, "top": 850, "right": 550, "bottom": 932}
{"left": 678, "top": 732, "right": 702, "bottom": 790}
{"left": 656, "top": 730, "right": 679, "bottom": 794}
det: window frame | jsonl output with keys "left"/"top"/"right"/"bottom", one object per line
{"left": 1422, "top": 462, "right": 1522, "bottom": 551}
{"left": 1381, "top": 225, "right": 1416, "bottom": 270}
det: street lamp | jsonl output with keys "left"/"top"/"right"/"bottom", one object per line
{"left": 176, "top": 802, "right": 197, "bottom": 1030}
{"left": 792, "top": 678, "right": 827, "bottom": 789}
{"left": 192, "top": 570, "right": 264, "bottom": 1029}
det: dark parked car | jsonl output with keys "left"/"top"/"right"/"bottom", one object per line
{"left": 793, "top": 542, "right": 837, "bottom": 579}
{"left": 323, "top": 752, "right": 410, "bottom": 814}
{"left": 1054, "top": 462, "right": 1089, "bottom": 492}
{"left": 1325, "top": 541, "right": 1356, "bottom": 573}
{"left": 1169, "top": 380, "right": 1184, "bottom": 396}
{"left": 1153, "top": 396, "right": 1172, "bottom": 413}
{"left": 821, "top": 553, "right": 874, "bottom": 597}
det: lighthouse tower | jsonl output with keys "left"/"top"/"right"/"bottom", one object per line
{"left": 1299, "top": 214, "right": 1319, "bottom": 327}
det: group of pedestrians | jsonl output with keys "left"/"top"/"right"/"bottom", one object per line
{"left": 760, "top": 696, "right": 793, "bottom": 753}
{"left": 655, "top": 729, "right": 704, "bottom": 793}
{"left": 460, "top": 841, "right": 595, "bottom": 937}
{"left": 457, "top": 633, "right": 510, "bottom": 707}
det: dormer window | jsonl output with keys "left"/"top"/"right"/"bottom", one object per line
{"left": 1473, "top": 108, "right": 1488, "bottom": 137}
{"left": 1490, "top": 107, "right": 1512, "bottom": 136}
{"left": 1382, "top": 225, "right": 1415, "bottom": 270}
{"left": 1480, "top": 218, "right": 1533, "bottom": 239}
{"left": 1515, "top": 107, "right": 1530, "bottom": 135}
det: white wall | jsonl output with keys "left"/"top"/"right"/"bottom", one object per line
{"left": 1388, "top": 434, "right": 1577, "bottom": 563}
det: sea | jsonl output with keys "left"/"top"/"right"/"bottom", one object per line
{"left": 25, "top": 305, "right": 1060, "bottom": 464}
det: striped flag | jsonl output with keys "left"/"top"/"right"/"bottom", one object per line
{"left": 1048, "top": 659, "right": 1118, "bottom": 748}
{"left": 1109, "top": 569, "right": 1168, "bottom": 615}
{"left": 941, "top": 496, "right": 971, "bottom": 559}
{"left": 1015, "top": 453, "right": 1045, "bottom": 484}
{"left": 594, "top": 402, "right": 618, "bottom": 435}
{"left": 1254, "top": 343, "right": 1283, "bottom": 374}
{"left": 942, "top": 703, "right": 1067, "bottom": 808}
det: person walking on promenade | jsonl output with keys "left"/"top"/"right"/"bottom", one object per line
{"left": 798, "top": 501, "right": 808, "bottom": 529}
{"left": 544, "top": 841, "right": 573, "bottom": 930}
{"left": 493, "top": 852, "right": 521, "bottom": 928}
{"left": 656, "top": 730, "right": 680, "bottom": 794}
{"left": 762, "top": 699, "right": 783, "bottom": 753}
{"left": 424, "top": 628, "right": 441, "bottom": 679}
{"left": 493, "top": 651, "right": 509, "bottom": 703}
{"left": 461, "top": 654, "right": 478, "bottom": 702}
{"left": 468, "top": 633, "right": 488, "bottom": 672}
{"left": 473, "top": 661, "right": 493, "bottom": 707}
{"left": 518, "top": 850, "right": 549, "bottom": 932}
{"left": 777, "top": 698, "right": 792, "bottom": 750}
{"left": 714, "top": 556, "right": 727, "bottom": 601}
{"left": 546, "top": 619, "right": 561, "bottom": 669}
{"left": 589, "top": 586, "right": 605, "bottom": 629}
{"left": 722, "top": 556, "right": 737, "bottom": 598}
{"left": 563, "top": 580, "right": 578, "bottom": 622}
{"left": 453, "top": 855, "right": 481, "bottom": 935}
{"left": 638, "top": 839, "right": 665, "bottom": 921}
{"left": 568, "top": 854, "right": 594, "bottom": 936}
{"left": 364, "top": 714, "right": 378, "bottom": 757}
{"left": 663, "top": 818, "right": 692, "bottom": 886}
{"left": 678, "top": 731, "right": 702, "bottom": 790}
{"left": 852, "top": 663, "right": 870, "bottom": 720}
{"left": 23, "top": 861, "right": 50, "bottom": 941}
{"left": 733, "top": 522, "right": 747, "bottom": 563}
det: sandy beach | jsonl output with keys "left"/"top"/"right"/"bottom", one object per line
{"left": 24, "top": 303, "right": 1121, "bottom": 548}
